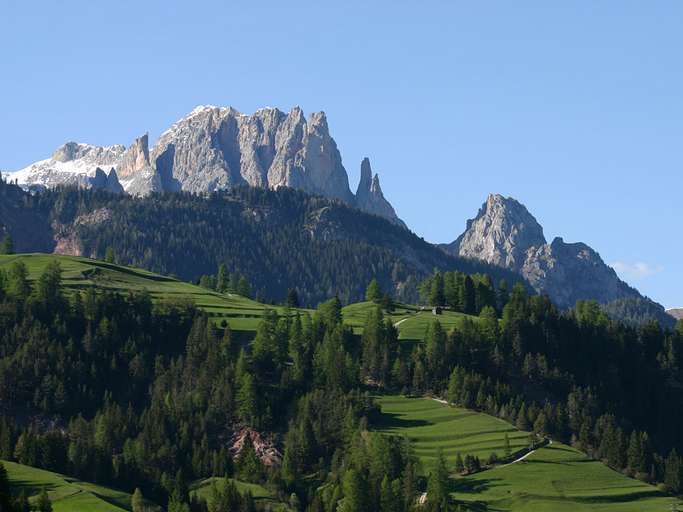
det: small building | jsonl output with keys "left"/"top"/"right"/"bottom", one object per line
{"left": 432, "top": 306, "right": 442, "bottom": 315}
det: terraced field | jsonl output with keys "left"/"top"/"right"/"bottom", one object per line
{"left": 374, "top": 396, "right": 673, "bottom": 511}
{"left": 0, "top": 253, "right": 298, "bottom": 332}
{"left": 3, "top": 459, "right": 146, "bottom": 512}
{"left": 374, "top": 395, "right": 529, "bottom": 467}
{"left": 454, "top": 442, "right": 672, "bottom": 511}
{"left": 342, "top": 301, "right": 476, "bottom": 341}
{"left": 394, "top": 310, "right": 475, "bottom": 343}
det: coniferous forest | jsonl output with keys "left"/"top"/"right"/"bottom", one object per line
{"left": 0, "top": 254, "right": 682, "bottom": 511}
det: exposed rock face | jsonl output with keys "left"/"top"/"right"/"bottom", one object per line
{"left": 450, "top": 194, "right": 545, "bottom": 270}
{"left": 355, "top": 158, "right": 406, "bottom": 227}
{"left": 522, "top": 237, "right": 636, "bottom": 308}
{"left": 668, "top": 308, "right": 683, "bottom": 320}
{"left": 149, "top": 105, "right": 354, "bottom": 202}
{"left": 446, "top": 194, "right": 650, "bottom": 310}
{"left": 7, "top": 105, "right": 403, "bottom": 225}
{"left": 8, "top": 142, "right": 125, "bottom": 192}
{"left": 116, "top": 134, "right": 150, "bottom": 179}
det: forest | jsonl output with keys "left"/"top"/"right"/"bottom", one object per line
{"left": 0, "top": 256, "right": 682, "bottom": 511}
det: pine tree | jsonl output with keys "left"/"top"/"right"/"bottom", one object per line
{"left": 339, "top": 469, "right": 367, "bottom": 512}
{"left": 286, "top": 288, "right": 300, "bottom": 308}
{"left": 0, "top": 234, "right": 13, "bottom": 255}
{"left": 664, "top": 449, "right": 682, "bottom": 493}
{"left": 504, "top": 433, "right": 511, "bottom": 458}
{"left": 237, "top": 276, "right": 251, "bottom": 298}
{"left": 216, "top": 264, "right": 228, "bottom": 292}
{"left": 365, "top": 278, "right": 382, "bottom": 303}
{"left": 131, "top": 488, "right": 145, "bottom": 512}
{"left": 237, "top": 373, "right": 259, "bottom": 427}
{"left": 427, "top": 448, "right": 450, "bottom": 511}
{"left": 105, "top": 246, "right": 115, "bottom": 263}
{"left": 454, "top": 452, "right": 464, "bottom": 474}
{"left": 0, "top": 462, "right": 12, "bottom": 512}
{"left": 37, "top": 488, "right": 53, "bottom": 512}
{"left": 429, "top": 272, "right": 445, "bottom": 307}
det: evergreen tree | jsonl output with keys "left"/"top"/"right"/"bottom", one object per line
{"left": 131, "top": 488, "right": 145, "bottom": 512}
{"left": 286, "top": 288, "right": 300, "bottom": 308}
{"left": 237, "top": 276, "right": 251, "bottom": 298}
{"left": 37, "top": 488, "right": 53, "bottom": 512}
{"left": 105, "top": 247, "right": 115, "bottom": 264}
{"left": 339, "top": 469, "right": 367, "bottom": 512}
{"left": 504, "top": 433, "right": 511, "bottom": 458}
{"left": 664, "top": 449, "right": 682, "bottom": 493}
{"left": 216, "top": 263, "right": 228, "bottom": 292}
{"left": 366, "top": 278, "right": 382, "bottom": 303}
{"left": 0, "top": 462, "right": 11, "bottom": 512}
{"left": 0, "top": 234, "right": 13, "bottom": 255}
{"left": 454, "top": 452, "right": 464, "bottom": 474}
{"left": 427, "top": 448, "right": 450, "bottom": 511}
{"left": 429, "top": 272, "right": 445, "bottom": 307}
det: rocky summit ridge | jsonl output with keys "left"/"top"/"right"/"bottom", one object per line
{"left": 445, "top": 194, "right": 669, "bottom": 321}
{"left": 6, "top": 105, "right": 405, "bottom": 227}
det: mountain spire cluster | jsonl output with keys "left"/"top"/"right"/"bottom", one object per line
{"left": 7, "top": 105, "right": 405, "bottom": 226}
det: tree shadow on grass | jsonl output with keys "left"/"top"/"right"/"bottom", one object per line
{"left": 374, "top": 412, "right": 431, "bottom": 429}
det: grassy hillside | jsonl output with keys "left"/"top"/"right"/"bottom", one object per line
{"left": 191, "top": 477, "right": 289, "bottom": 511}
{"left": 374, "top": 396, "right": 672, "bottom": 511}
{"left": 1, "top": 254, "right": 473, "bottom": 339}
{"left": 375, "top": 395, "right": 529, "bottom": 468}
{"left": 0, "top": 253, "right": 299, "bottom": 332}
{"left": 3, "top": 459, "right": 147, "bottom": 512}
{"left": 454, "top": 442, "right": 672, "bottom": 511}
{"left": 342, "top": 301, "right": 476, "bottom": 341}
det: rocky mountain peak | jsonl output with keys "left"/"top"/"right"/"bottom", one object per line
{"left": 354, "top": 158, "right": 405, "bottom": 228}
{"left": 6, "top": 104, "right": 404, "bottom": 225}
{"left": 452, "top": 193, "right": 546, "bottom": 271}
{"left": 51, "top": 142, "right": 124, "bottom": 165}
{"left": 444, "top": 194, "right": 669, "bottom": 323}
{"left": 117, "top": 134, "right": 150, "bottom": 179}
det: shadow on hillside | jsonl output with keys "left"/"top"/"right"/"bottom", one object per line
{"left": 572, "top": 489, "right": 668, "bottom": 504}
{"left": 83, "top": 260, "right": 177, "bottom": 282}
{"left": 7, "top": 478, "right": 60, "bottom": 495}
{"left": 452, "top": 475, "right": 501, "bottom": 494}
{"left": 375, "top": 411, "right": 430, "bottom": 429}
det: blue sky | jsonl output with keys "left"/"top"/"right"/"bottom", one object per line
{"left": 1, "top": 1, "right": 681, "bottom": 308}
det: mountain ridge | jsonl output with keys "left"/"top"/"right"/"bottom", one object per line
{"left": 6, "top": 105, "right": 406, "bottom": 227}
{"left": 443, "top": 193, "right": 673, "bottom": 327}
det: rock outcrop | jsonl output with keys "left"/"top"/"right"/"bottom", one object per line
{"left": 668, "top": 308, "right": 683, "bottom": 320}
{"left": 449, "top": 194, "right": 545, "bottom": 270}
{"left": 446, "top": 194, "right": 659, "bottom": 312}
{"left": 7, "top": 105, "right": 404, "bottom": 225}
{"left": 355, "top": 158, "right": 405, "bottom": 227}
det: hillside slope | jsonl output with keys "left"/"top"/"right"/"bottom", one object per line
{"left": 3, "top": 459, "right": 149, "bottom": 512}
{"left": 0, "top": 180, "right": 521, "bottom": 306}
{"left": 376, "top": 396, "right": 671, "bottom": 511}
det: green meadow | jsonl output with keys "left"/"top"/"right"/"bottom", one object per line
{"left": 0, "top": 253, "right": 299, "bottom": 333}
{"left": 375, "top": 395, "right": 529, "bottom": 468}
{"left": 191, "top": 477, "right": 290, "bottom": 510}
{"left": 2, "top": 459, "right": 144, "bottom": 512}
{"left": 374, "top": 396, "right": 673, "bottom": 511}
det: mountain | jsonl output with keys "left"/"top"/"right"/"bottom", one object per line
{"left": 0, "top": 178, "right": 518, "bottom": 306}
{"left": 444, "top": 193, "right": 673, "bottom": 326}
{"left": 6, "top": 105, "right": 405, "bottom": 226}
{"left": 668, "top": 308, "right": 683, "bottom": 320}
{"left": 354, "top": 157, "right": 406, "bottom": 229}
{"left": 8, "top": 142, "right": 124, "bottom": 193}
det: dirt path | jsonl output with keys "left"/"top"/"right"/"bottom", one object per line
{"left": 500, "top": 439, "right": 552, "bottom": 467}
{"left": 394, "top": 311, "right": 421, "bottom": 327}
{"left": 426, "top": 396, "right": 552, "bottom": 469}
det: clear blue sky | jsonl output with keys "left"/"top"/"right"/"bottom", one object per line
{"left": 1, "top": 1, "right": 681, "bottom": 308}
